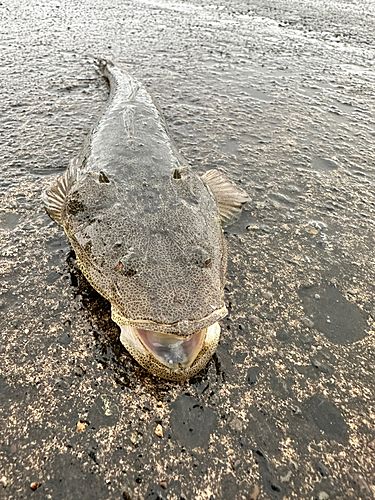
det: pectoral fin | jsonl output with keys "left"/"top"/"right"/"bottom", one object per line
{"left": 42, "top": 157, "right": 80, "bottom": 225}
{"left": 202, "top": 169, "right": 249, "bottom": 226}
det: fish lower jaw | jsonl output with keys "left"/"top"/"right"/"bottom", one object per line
{"left": 119, "top": 322, "right": 221, "bottom": 379}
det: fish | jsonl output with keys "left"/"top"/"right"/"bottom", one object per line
{"left": 43, "top": 59, "right": 249, "bottom": 381}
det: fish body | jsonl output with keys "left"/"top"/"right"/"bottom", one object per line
{"left": 43, "top": 60, "right": 248, "bottom": 380}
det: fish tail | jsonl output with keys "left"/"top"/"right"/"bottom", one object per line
{"left": 94, "top": 58, "right": 114, "bottom": 78}
{"left": 94, "top": 57, "right": 139, "bottom": 102}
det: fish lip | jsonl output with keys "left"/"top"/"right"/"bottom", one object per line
{"left": 113, "top": 305, "right": 228, "bottom": 336}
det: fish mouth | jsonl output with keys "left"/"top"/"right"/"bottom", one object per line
{"left": 120, "top": 322, "right": 220, "bottom": 371}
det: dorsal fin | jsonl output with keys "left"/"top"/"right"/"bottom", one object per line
{"left": 201, "top": 169, "right": 249, "bottom": 226}
{"left": 42, "top": 157, "right": 80, "bottom": 225}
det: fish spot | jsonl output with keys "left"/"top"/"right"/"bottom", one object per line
{"left": 173, "top": 293, "right": 184, "bottom": 304}
{"left": 67, "top": 199, "right": 85, "bottom": 216}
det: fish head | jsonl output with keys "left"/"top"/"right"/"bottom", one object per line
{"left": 65, "top": 171, "right": 228, "bottom": 380}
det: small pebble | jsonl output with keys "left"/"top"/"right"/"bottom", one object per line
{"left": 250, "top": 484, "right": 260, "bottom": 500}
{"left": 130, "top": 433, "right": 139, "bottom": 446}
{"left": 76, "top": 422, "right": 87, "bottom": 433}
{"left": 304, "top": 225, "right": 319, "bottom": 235}
{"left": 317, "top": 462, "right": 330, "bottom": 477}
{"left": 280, "top": 470, "right": 292, "bottom": 483}
{"left": 311, "top": 359, "right": 330, "bottom": 374}
{"left": 229, "top": 416, "right": 243, "bottom": 433}
{"left": 247, "top": 366, "right": 260, "bottom": 385}
{"left": 30, "top": 482, "right": 42, "bottom": 491}
{"left": 155, "top": 424, "right": 163, "bottom": 438}
{"left": 249, "top": 315, "right": 261, "bottom": 325}
{"left": 254, "top": 202, "right": 265, "bottom": 209}
{"left": 160, "top": 481, "right": 167, "bottom": 489}
{"left": 289, "top": 459, "right": 298, "bottom": 469}
{"left": 318, "top": 492, "right": 329, "bottom": 500}
{"left": 302, "top": 317, "right": 314, "bottom": 328}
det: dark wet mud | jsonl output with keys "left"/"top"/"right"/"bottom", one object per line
{"left": 1, "top": 0, "right": 375, "bottom": 499}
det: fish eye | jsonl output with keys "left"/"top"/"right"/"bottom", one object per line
{"left": 118, "top": 249, "right": 138, "bottom": 277}
{"left": 172, "top": 166, "right": 188, "bottom": 180}
{"left": 172, "top": 168, "right": 182, "bottom": 180}
{"left": 98, "top": 171, "right": 110, "bottom": 183}
{"left": 189, "top": 247, "right": 212, "bottom": 268}
{"left": 118, "top": 261, "right": 137, "bottom": 277}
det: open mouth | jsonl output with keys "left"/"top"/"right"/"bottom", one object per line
{"left": 120, "top": 322, "right": 220, "bottom": 370}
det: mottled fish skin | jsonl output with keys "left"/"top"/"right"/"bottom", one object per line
{"left": 43, "top": 60, "right": 248, "bottom": 380}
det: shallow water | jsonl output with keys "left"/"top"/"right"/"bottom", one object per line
{"left": 1, "top": 1, "right": 375, "bottom": 499}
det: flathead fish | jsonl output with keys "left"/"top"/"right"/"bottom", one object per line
{"left": 43, "top": 60, "right": 248, "bottom": 380}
